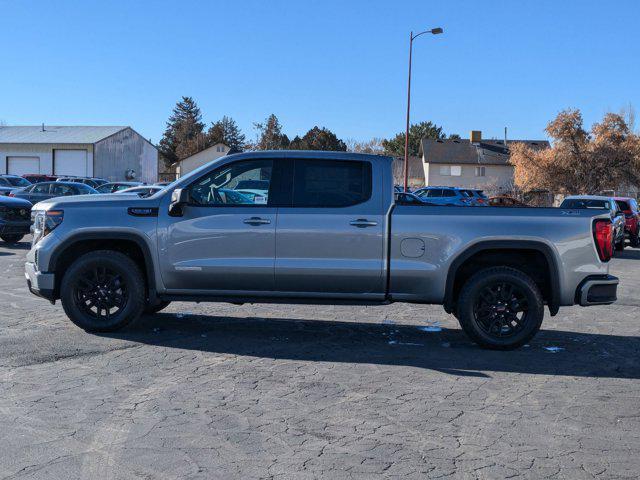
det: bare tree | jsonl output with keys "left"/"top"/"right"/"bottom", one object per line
{"left": 510, "top": 109, "right": 640, "bottom": 195}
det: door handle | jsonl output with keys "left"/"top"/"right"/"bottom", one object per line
{"left": 349, "top": 218, "right": 378, "bottom": 228}
{"left": 243, "top": 217, "right": 271, "bottom": 225}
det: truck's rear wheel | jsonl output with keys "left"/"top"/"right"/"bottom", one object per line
{"left": 631, "top": 230, "right": 640, "bottom": 248}
{"left": 60, "top": 250, "right": 145, "bottom": 332}
{"left": 456, "top": 267, "right": 544, "bottom": 350}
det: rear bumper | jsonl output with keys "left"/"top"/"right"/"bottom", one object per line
{"left": 25, "top": 261, "right": 56, "bottom": 301}
{"left": 577, "top": 275, "right": 618, "bottom": 306}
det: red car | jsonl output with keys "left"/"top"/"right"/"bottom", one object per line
{"left": 22, "top": 174, "right": 58, "bottom": 184}
{"left": 614, "top": 197, "right": 640, "bottom": 247}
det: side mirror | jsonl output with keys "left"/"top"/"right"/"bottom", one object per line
{"left": 169, "top": 188, "right": 190, "bottom": 217}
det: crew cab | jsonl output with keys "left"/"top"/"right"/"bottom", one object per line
{"left": 25, "top": 151, "right": 618, "bottom": 350}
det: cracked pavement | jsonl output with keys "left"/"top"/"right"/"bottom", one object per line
{"left": 1, "top": 239, "right": 639, "bottom": 479}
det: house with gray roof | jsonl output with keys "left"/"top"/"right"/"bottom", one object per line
{"left": 421, "top": 131, "right": 549, "bottom": 192}
{"left": 0, "top": 125, "right": 158, "bottom": 183}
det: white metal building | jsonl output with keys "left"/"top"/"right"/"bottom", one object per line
{"left": 0, "top": 126, "right": 158, "bottom": 183}
{"left": 175, "top": 142, "right": 229, "bottom": 178}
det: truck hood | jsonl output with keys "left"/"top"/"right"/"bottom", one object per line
{"left": 0, "top": 195, "right": 33, "bottom": 208}
{"left": 32, "top": 193, "right": 163, "bottom": 211}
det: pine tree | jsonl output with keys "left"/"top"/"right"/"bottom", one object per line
{"left": 289, "top": 126, "right": 347, "bottom": 151}
{"left": 253, "top": 114, "right": 290, "bottom": 150}
{"left": 159, "top": 96, "right": 206, "bottom": 166}
{"left": 208, "top": 116, "right": 246, "bottom": 152}
{"left": 382, "top": 121, "right": 447, "bottom": 157}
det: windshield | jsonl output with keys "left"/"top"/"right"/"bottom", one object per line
{"left": 6, "top": 176, "right": 31, "bottom": 187}
{"left": 560, "top": 199, "right": 610, "bottom": 209}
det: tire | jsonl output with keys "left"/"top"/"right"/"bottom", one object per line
{"left": 144, "top": 300, "right": 171, "bottom": 314}
{"left": 631, "top": 230, "right": 640, "bottom": 248}
{"left": 615, "top": 235, "right": 625, "bottom": 251}
{"left": 456, "top": 266, "right": 544, "bottom": 350}
{"left": 60, "top": 250, "right": 146, "bottom": 332}
{"left": 1, "top": 234, "right": 24, "bottom": 244}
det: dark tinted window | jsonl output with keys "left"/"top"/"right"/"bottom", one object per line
{"left": 32, "top": 183, "right": 51, "bottom": 194}
{"left": 293, "top": 159, "right": 371, "bottom": 207}
{"left": 6, "top": 176, "right": 30, "bottom": 187}
{"left": 424, "top": 189, "right": 441, "bottom": 198}
{"left": 0, "top": 178, "right": 9, "bottom": 186}
{"left": 441, "top": 189, "right": 457, "bottom": 197}
{"left": 560, "top": 199, "right": 610, "bottom": 209}
{"left": 615, "top": 200, "right": 630, "bottom": 211}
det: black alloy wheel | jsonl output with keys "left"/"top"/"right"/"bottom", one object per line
{"left": 72, "top": 265, "right": 128, "bottom": 321}
{"left": 473, "top": 281, "right": 529, "bottom": 338}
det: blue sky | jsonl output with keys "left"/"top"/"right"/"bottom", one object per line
{"left": 1, "top": 0, "right": 639, "bottom": 144}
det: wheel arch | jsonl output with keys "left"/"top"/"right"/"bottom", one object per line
{"left": 49, "top": 231, "right": 157, "bottom": 301}
{"left": 443, "top": 240, "right": 561, "bottom": 316}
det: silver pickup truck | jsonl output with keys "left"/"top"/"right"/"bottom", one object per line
{"left": 25, "top": 151, "right": 618, "bottom": 349}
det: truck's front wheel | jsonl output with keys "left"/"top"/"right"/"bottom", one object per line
{"left": 60, "top": 250, "right": 146, "bottom": 332}
{"left": 456, "top": 267, "right": 544, "bottom": 350}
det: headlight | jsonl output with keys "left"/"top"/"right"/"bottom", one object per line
{"left": 32, "top": 210, "right": 64, "bottom": 245}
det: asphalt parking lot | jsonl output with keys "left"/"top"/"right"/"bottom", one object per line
{"left": 1, "top": 239, "right": 639, "bottom": 479}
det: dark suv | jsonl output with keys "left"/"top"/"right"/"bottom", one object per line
{"left": 0, "top": 195, "right": 32, "bottom": 244}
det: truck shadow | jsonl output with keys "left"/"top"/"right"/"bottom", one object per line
{"left": 100, "top": 314, "right": 640, "bottom": 380}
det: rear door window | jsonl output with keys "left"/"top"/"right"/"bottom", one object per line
{"left": 425, "top": 189, "right": 442, "bottom": 198}
{"left": 292, "top": 159, "right": 371, "bottom": 207}
{"left": 32, "top": 184, "right": 51, "bottom": 194}
{"left": 441, "top": 189, "right": 457, "bottom": 198}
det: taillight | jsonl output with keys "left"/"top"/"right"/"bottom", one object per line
{"left": 593, "top": 219, "right": 613, "bottom": 262}
{"left": 8, "top": 193, "right": 14, "bottom": 197}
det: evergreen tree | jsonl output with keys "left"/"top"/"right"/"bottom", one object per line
{"left": 289, "top": 126, "right": 347, "bottom": 151}
{"left": 382, "top": 121, "right": 447, "bottom": 157}
{"left": 159, "top": 96, "right": 206, "bottom": 165}
{"left": 208, "top": 116, "right": 246, "bottom": 152}
{"left": 253, "top": 114, "right": 290, "bottom": 150}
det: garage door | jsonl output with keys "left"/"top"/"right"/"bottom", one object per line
{"left": 7, "top": 156, "right": 41, "bottom": 176}
{"left": 54, "top": 149, "right": 87, "bottom": 176}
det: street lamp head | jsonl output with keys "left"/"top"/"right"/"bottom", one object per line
{"left": 431, "top": 27, "right": 443, "bottom": 35}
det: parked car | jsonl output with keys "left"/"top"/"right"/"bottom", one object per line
{"left": 413, "top": 186, "right": 474, "bottom": 206}
{"left": 56, "top": 177, "right": 107, "bottom": 189}
{"left": 489, "top": 196, "right": 528, "bottom": 207}
{"left": 116, "top": 185, "right": 165, "bottom": 198}
{"left": 154, "top": 181, "right": 173, "bottom": 186}
{"left": 0, "top": 174, "right": 32, "bottom": 196}
{"left": 96, "top": 182, "right": 144, "bottom": 193}
{"left": 395, "top": 192, "right": 433, "bottom": 205}
{"left": 26, "top": 151, "right": 618, "bottom": 350}
{"left": 0, "top": 195, "right": 32, "bottom": 244}
{"left": 614, "top": 197, "right": 640, "bottom": 247}
{"left": 560, "top": 195, "right": 626, "bottom": 251}
{"left": 10, "top": 181, "right": 98, "bottom": 203}
{"left": 461, "top": 189, "right": 488, "bottom": 206}
{"left": 22, "top": 174, "right": 58, "bottom": 184}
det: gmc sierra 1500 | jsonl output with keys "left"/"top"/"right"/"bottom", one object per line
{"left": 25, "top": 151, "right": 618, "bottom": 349}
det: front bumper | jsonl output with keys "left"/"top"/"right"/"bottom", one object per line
{"left": 0, "top": 220, "right": 31, "bottom": 236}
{"left": 577, "top": 275, "right": 619, "bottom": 306}
{"left": 25, "top": 261, "right": 56, "bottom": 301}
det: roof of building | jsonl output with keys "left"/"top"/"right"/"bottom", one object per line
{"left": 0, "top": 126, "right": 129, "bottom": 144}
{"left": 421, "top": 138, "right": 550, "bottom": 166}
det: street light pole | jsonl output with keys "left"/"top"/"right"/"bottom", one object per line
{"left": 403, "top": 27, "right": 443, "bottom": 192}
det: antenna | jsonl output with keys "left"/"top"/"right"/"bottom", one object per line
{"left": 41, "top": 123, "right": 45, "bottom": 132}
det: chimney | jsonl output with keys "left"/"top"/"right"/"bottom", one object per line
{"left": 470, "top": 130, "right": 481, "bottom": 144}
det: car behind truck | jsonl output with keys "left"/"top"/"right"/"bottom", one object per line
{"left": 25, "top": 151, "right": 618, "bottom": 349}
